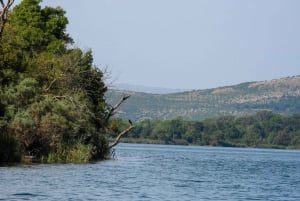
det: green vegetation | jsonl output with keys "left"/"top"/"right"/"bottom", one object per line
{"left": 0, "top": 0, "right": 124, "bottom": 164}
{"left": 1, "top": 1, "right": 299, "bottom": 166}
{"left": 106, "top": 76, "right": 300, "bottom": 121}
{"left": 122, "top": 111, "right": 300, "bottom": 149}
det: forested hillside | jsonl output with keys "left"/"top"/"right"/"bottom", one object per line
{"left": 0, "top": 0, "right": 129, "bottom": 164}
{"left": 106, "top": 76, "right": 300, "bottom": 121}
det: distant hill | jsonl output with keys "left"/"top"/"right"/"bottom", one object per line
{"left": 111, "top": 83, "right": 187, "bottom": 94}
{"left": 105, "top": 76, "right": 300, "bottom": 122}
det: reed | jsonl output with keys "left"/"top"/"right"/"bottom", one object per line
{"left": 47, "top": 143, "right": 92, "bottom": 163}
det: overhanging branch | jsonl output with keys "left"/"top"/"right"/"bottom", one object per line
{"left": 108, "top": 120, "right": 134, "bottom": 149}
{"left": 106, "top": 94, "right": 130, "bottom": 121}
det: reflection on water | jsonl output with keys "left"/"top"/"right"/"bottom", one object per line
{"left": 1, "top": 144, "right": 300, "bottom": 201}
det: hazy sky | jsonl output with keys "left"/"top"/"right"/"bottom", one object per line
{"left": 15, "top": 0, "right": 300, "bottom": 89}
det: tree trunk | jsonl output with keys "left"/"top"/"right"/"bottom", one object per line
{"left": 0, "top": 0, "right": 14, "bottom": 40}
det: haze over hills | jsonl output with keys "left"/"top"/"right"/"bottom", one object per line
{"left": 111, "top": 83, "right": 188, "bottom": 94}
{"left": 105, "top": 76, "right": 300, "bottom": 122}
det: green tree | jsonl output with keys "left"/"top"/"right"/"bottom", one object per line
{"left": 151, "top": 121, "right": 172, "bottom": 143}
{"left": 0, "top": 0, "right": 132, "bottom": 164}
{"left": 10, "top": 0, "right": 71, "bottom": 55}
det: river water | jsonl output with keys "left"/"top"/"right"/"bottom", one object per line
{"left": 1, "top": 143, "right": 299, "bottom": 201}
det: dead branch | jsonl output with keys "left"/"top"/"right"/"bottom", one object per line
{"left": 108, "top": 120, "right": 134, "bottom": 149}
{"left": 101, "top": 65, "right": 116, "bottom": 88}
{"left": 45, "top": 78, "right": 57, "bottom": 91}
{"left": 0, "top": 0, "right": 14, "bottom": 40}
{"left": 106, "top": 94, "right": 130, "bottom": 121}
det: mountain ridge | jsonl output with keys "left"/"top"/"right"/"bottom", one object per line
{"left": 105, "top": 75, "right": 300, "bottom": 122}
{"left": 111, "top": 83, "right": 188, "bottom": 94}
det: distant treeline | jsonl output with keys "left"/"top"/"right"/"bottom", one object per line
{"left": 114, "top": 111, "right": 300, "bottom": 149}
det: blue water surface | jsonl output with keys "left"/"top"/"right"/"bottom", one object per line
{"left": 1, "top": 144, "right": 300, "bottom": 200}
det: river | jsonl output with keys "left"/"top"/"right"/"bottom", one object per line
{"left": 1, "top": 143, "right": 300, "bottom": 200}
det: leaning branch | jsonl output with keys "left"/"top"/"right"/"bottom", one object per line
{"left": 106, "top": 94, "right": 130, "bottom": 121}
{"left": 108, "top": 120, "right": 134, "bottom": 149}
{"left": 0, "top": 0, "right": 14, "bottom": 40}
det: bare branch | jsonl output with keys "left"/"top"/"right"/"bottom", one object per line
{"left": 45, "top": 78, "right": 57, "bottom": 91}
{"left": 101, "top": 65, "right": 117, "bottom": 88}
{"left": 0, "top": 0, "right": 14, "bottom": 40}
{"left": 108, "top": 120, "right": 134, "bottom": 149}
{"left": 106, "top": 94, "right": 130, "bottom": 121}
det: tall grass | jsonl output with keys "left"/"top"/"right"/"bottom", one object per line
{"left": 47, "top": 142, "right": 92, "bottom": 163}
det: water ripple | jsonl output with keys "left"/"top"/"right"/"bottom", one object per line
{"left": 1, "top": 144, "right": 300, "bottom": 200}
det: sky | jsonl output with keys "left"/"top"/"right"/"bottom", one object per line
{"left": 14, "top": 0, "right": 300, "bottom": 90}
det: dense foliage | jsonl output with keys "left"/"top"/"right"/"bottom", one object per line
{"left": 124, "top": 111, "right": 300, "bottom": 149}
{"left": 0, "top": 0, "right": 111, "bottom": 164}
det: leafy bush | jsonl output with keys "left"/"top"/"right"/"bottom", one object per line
{"left": 0, "top": 0, "right": 112, "bottom": 164}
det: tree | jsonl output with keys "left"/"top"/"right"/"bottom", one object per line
{"left": 0, "top": 0, "right": 133, "bottom": 164}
